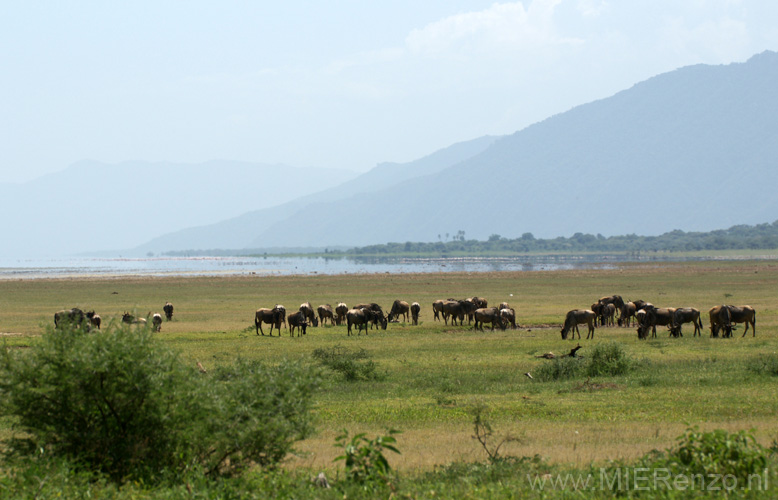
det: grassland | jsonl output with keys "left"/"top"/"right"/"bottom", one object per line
{"left": 1, "top": 260, "right": 777, "bottom": 477}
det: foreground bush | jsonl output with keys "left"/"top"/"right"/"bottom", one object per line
{"left": 0, "top": 322, "right": 318, "bottom": 483}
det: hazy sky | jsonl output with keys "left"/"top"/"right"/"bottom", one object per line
{"left": 1, "top": 0, "right": 776, "bottom": 183}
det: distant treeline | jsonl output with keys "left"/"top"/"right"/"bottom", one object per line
{"left": 343, "top": 221, "right": 778, "bottom": 256}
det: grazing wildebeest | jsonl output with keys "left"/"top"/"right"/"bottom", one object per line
{"left": 287, "top": 310, "right": 309, "bottom": 336}
{"left": 317, "top": 304, "right": 336, "bottom": 326}
{"left": 86, "top": 310, "right": 101, "bottom": 330}
{"left": 299, "top": 302, "right": 318, "bottom": 327}
{"left": 163, "top": 302, "right": 174, "bottom": 321}
{"left": 637, "top": 307, "right": 676, "bottom": 339}
{"left": 712, "top": 305, "right": 756, "bottom": 338}
{"left": 618, "top": 302, "right": 637, "bottom": 327}
{"left": 346, "top": 308, "right": 373, "bottom": 336}
{"left": 561, "top": 310, "right": 596, "bottom": 340}
{"left": 335, "top": 302, "right": 348, "bottom": 326}
{"left": 473, "top": 308, "right": 504, "bottom": 331}
{"left": 152, "top": 313, "right": 163, "bottom": 332}
{"left": 441, "top": 300, "right": 465, "bottom": 326}
{"left": 54, "top": 308, "right": 87, "bottom": 329}
{"left": 353, "top": 303, "right": 385, "bottom": 329}
{"left": 387, "top": 300, "right": 410, "bottom": 323}
{"left": 410, "top": 302, "right": 421, "bottom": 325}
{"left": 122, "top": 313, "right": 147, "bottom": 326}
{"left": 254, "top": 307, "right": 283, "bottom": 336}
{"left": 500, "top": 307, "right": 517, "bottom": 329}
{"left": 432, "top": 300, "right": 445, "bottom": 321}
{"left": 599, "top": 303, "right": 617, "bottom": 327}
{"left": 672, "top": 308, "right": 703, "bottom": 337}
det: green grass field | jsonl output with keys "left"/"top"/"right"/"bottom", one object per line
{"left": 2, "top": 260, "right": 776, "bottom": 476}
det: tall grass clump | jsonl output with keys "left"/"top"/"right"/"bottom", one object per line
{"left": 533, "top": 356, "right": 585, "bottom": 381}
{"left": 748, "top": 353, "right": 778, "bottom": 376}
{"left": 312, "top": 345, "right": 384, "bottom": 381}
{"left": 0, "top": 321, "right": 319, "bottom": 483}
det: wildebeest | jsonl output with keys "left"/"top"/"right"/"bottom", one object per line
{"left": 671, "top": 308, "right": 703, "bottom": 337}
{"left": 54, "top": 308, "right": 87, "bottom": 329}
{"left": 299, "top": 302, "right": 318, "bottom": 327}
{"left": 254, "top": 306, "right": 283, "bottom": 336}
{"left": 287, "top": 310, "right": 309, "bottom": 336}
{"left": 346, "top": 308, "right": 375, "bottom": 336}
{"left": 152, "top": 313, "right": 163, "bottom": 332}
{"left": 632, "top": 300, "right": 649, "bottom": 311}
{"left": 474, "top": 308, "right": 504, "bottom": 331}
{"left": 387, "top": 300, "right": 410, "bottom": 323}
{"left": 335, "top": 302, "right": 348, "bottom": 326}
{"left": 498, "top": 302, "right": 510, "bottom": 311}
{"left": 598, "top": 295, "right": 624, "bottom": 310}
{"left": 86, "top": 311, "right": 101, "bottom": 330}
{"left": 599, "top": 303, "right": 617, "bottom": 327}
{"left": 410, "top": 302, "right": 421, "bottom": 325}
{"left": 561, "top": 310, "right": 596, "bottom": 340}
{"left": 353, "top": 303, "right": 385, "bottom": 329}
{"left": 617, "top": 302, "right": 637, "bottom": 327}
{"left": 122, "top": 313, "right": 147, "bottom": 326}
{"left": 274, "top": 304, "right": 287, "bottom": 329}
{"left": 500, "top": 307, "right": 517, "bottom": 329}
{"left": 163, "top": 302, "right": 174, "bottom": 321}
{"left": 471, "top": 297, "right": 488, "bottom": 308}
{"left": 590, "top": 302, "right": 603, "bottom": 325}
{"left": 441, "top": 300, "right": 465, "bottom": 326}
{"left": 432, "top": 300, "right": 445, "bottom": 321}
{"left": 637, "top": 307, "right": 676, "bottom": 339}
{"left": 317, "top": 304, "right": 336, "bottom": 326}
{"left": 711, "top": 305, "right": 756, "bottom": 338}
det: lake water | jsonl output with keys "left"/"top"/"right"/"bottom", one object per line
{"left": 0, "top": 255, "right": 624, "bottom": 279}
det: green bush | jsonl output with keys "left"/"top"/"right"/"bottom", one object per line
{"left": 624, "top": 426, "right": 771, "bottom": 491}
{"left": 586, "top": 341, "right": 632, "bottom": 377}
{"left": 0, "top": 321, "right": 319, "bottom": 483}
{"left": 312, "top": 345, "right": 384, "bottom": 381}
{"left": 335, "top": 429, "right": 401, "bottom": 484}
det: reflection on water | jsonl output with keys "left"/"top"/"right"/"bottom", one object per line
{"left": 0, "top": 252, "right": 717, "bottom": 280}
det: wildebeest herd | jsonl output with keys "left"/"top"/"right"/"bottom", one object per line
{"left": 53, "top": 301, "right": 175, "bottom": 333}
{"left": 562, "top": 295, "right": 756, "bottom": 340}
{"left": 252, "top": 297, "right": 519, "bottom": 337}
{"left": 52, "top": 294, "right": 756, "bottom": 342}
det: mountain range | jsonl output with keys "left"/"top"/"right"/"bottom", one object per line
{"left": 135, "top": 50, "right": 778, "bottom": 253}
{"left": 7, "top": 51, "right": 778, "bottom": 258}
{"left": 0, "top": 161, "right": 356, "bottom": 257}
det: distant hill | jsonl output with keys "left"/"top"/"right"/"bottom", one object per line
{"left": 133, "top": 135, "right": 501, "bottom": 254}
{"left": 0, "top": 160, "right": 356, "bottom": 257}
{"left": 227, "top": 50, "right": 778, "bottom": 248}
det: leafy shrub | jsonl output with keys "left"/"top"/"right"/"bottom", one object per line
{"left": 586, "top": 341, "right": 632, "bottom": 377}
{"left": 533, "top": 356, "right": 585, "bottom": 381}
{"left": 334, "top": 429, "right": 401, "bottom": 484}
{"left": 625, "top": 426, "right": 770, "bottom": 489}
{"left": 748, "top": 353, "right": 778, "bottom": 376}
{"left": 0, "top": 321, "right": 319, "bottom": 483}
{"left": 312, "top": 345, "right": 384, "bottom": 381}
